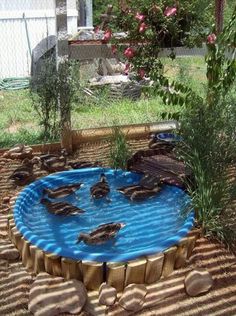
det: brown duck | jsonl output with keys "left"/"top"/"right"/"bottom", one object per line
{"left": 8, "top": 157, "right": 39, "bottom": 186}
{"left": 117, "top": 182, "right": 161, "bottom": 201}
{"left": 42, "top": 183, "right": 84, "bottom": 199}
{"left": 68, "top": 161, "right": 100, "bottom": 169}
{"left": 129, "top": 186, "right": 161, "bottom": 201}
{"left": 90, "top": 173, "right": 110, "bottom": 199}
{"left": 39, "top": 149, "right": 68, "bottom": 173}
{"left": 41, "top": 198, "right": 85, "bottom": 216}
{"left": 77, "top": 222, "right": 125, "bottom": 245}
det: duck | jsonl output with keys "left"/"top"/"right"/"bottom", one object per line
{"left": 41, "top": 198, "right": 85, "bottom": 216}
{"left": 39, "top": 149, "right": 68, "bottom": 173}
{"left": 3, "top": 144, "right": 33, "bottom": 160}
{"left": 42, "top": 183, "right": 84, "bottom": 199}
{"left": 90, "top": 173, "right": 110, "bottom": 200}
{"left": 68, "top": 161, "right": 101, "bottom": 169}
{"left": 117, "top": 184, "right": 142, "bottom": 197}
{"left": 130, "top": 186, "right": 162, "bottom": 201}
{"left": 117, "top": 182, "right": 162, "bottom": 201}
{"left": 8, "top": 157, "right": 39, "bottom": 186}
{"left": 77, "top": 222, "right": 126, "bottom": 245}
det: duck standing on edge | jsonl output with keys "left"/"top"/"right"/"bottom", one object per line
{"left": 8, "top": 157, "right": 39, "bottom": 186}
{"left": 77, "top": 222, "right": 126, "bottom": 245}
{"left": 90, "top": 173, "right": 110, "bottom": 200}
{"left": 41, "top": 198, "right": 85, "bottom": 216}
{"left": 38, "top": 149, "right": 68, "bottom": 173}
{"left": 68, "top": 161, "right": 100, "bottom": 169}
{"left": 42, "top": 183, "right": 84, "bottom": 199}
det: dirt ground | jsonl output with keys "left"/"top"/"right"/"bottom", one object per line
{"left": 0, "top": 140, "right": 236, "bottom": 316}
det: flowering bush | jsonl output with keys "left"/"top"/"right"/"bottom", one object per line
{"left": 109, "top": 0, "right": 213, "bottom": 78}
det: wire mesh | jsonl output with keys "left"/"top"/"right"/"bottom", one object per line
{"left": 0, "top": 0, "right": 78, "bottom": 80}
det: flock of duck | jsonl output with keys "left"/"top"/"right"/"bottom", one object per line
{"left": 7, "top": 145, "right": 162, "bottom": 246}
{"left": 39, "top": 172, "right": 162, "bottom": 245}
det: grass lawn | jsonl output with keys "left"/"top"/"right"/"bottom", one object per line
{"left": 0, "top": 56, "right": 207, "bottom": 148}
{"left": 0, "top": 89, "right": 181, "bottom": 148}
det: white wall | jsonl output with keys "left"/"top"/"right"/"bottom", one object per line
{"left": 0, "top": 0, "right": 78, "bottom": 78}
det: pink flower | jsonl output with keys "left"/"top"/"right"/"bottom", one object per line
{"left": 111, "top": 45, "right": 117, "bottom": 54}
{"left": 135, "top": 12, "right": 145, "bottom": 22}
{"left": 124, "top": 47, "right": 135, "bottom": 59}
{"left": 138, "top": 68, "right": 146, "bottom": 78}
{"left": 207, "top": 33, "right": 217, "bottom": 44}
{"left": 124, "top": 63, "right": 130, "bottom": 75}
{"left": 102, "top": 29, "right": 112, "bottom": 42}
{"left": 139, "top": 22, "right": 148, "bottom": 33}
{"left": 164, "top": 6, "right": 177, "bottom": 17}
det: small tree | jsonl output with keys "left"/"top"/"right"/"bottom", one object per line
{"left": 30, "top": 57, "right": 59, "bottom": 140}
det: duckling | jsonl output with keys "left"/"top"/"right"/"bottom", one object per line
{"left": 41, "top": 198, "right": 85, "bottom": 216}
{"left": 130, "top": 186, "right": 161, "bottom": 201}
{"left": 8, "top": 157, "right": 39, "bottom": 186}
{"left": 77, "top": 222, "right": 126, "bottom": 245}
{"left": 90, "top": 173, "right": 110, "bottom": 200}
{"left": 117, "top": 185, "right": 141, "bottom": 197}
{"left": 39, "top": 149, "right": 68, "bottom": 173}
{"left": 42, "top": 183, "right": 84, "bottom": 199}
{"left": 68, "top": 161, "right": 100, "bottom": 169}
{"left": 39, "top": 148, "right": 66, "bottom": 163}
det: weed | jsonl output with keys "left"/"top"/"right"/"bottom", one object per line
{"left": 109, "top": 126, "right": 132, "bottom": 170}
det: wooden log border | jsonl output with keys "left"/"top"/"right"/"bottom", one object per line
{"left": 0, "top": 120, "right": 178, "bottom": 154}
{"left": 8, "top": 194, "right": 200, "bottom": 291}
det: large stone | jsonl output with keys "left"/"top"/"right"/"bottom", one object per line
{"left": 28, "top": 272, "right": 87, "bottom": 316}
{"left": 0, "top": 242, "right": 19, "bottom": 260}
{"left": 185, "top": 268, "right": 213, "bottom": 297}
{"left": 119, "top": 284, "right": 147, "bottom": 312}
{"left": 98, "top": 283, "right": 117, "bottom": 306}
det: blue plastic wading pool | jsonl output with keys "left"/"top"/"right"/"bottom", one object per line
{"left": 14, "top": 168, "right": 194, "bottom": 262}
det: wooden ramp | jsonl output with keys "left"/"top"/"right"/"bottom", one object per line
{"left": 128, "top": 146, "right": 192, "bottom": 188}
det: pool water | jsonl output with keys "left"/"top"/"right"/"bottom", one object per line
{"left": 14, "top": 168, "right": 194, "bottom": 262}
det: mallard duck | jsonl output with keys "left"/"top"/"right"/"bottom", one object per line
{"left": 42, "top": 183, "right": 84, "bottom": 199}
{"left": 41, "top": 198, "right": 85, "bottom": 216}
{"left": 117, "top": 185, "right": 141, "bottom": 197}
{"left": 90, "top": 173, "right": 110, "bottom": 199}
{"left": 39, "top": 149, "right": 68, "bottom": 173}
{"left": 3, "top": 144, "right": 33, "bottom": 160}
{"left": 117, "top": 183, "right": 161, "bottom": 201}
{"left": 130, "top": 186, "right": 162, "bottom": 201}
{"left": 77, "top": 222, "right": 126, "bottom": 245}
{"left": 8, "top": 157, "right": 39, "bottom": 186}
{"left": 68, "top": 161, "right": 100, "bottom": 169}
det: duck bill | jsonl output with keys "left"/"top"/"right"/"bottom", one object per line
{"left": 120, "top": 223, "right": 126, "bottom": 229}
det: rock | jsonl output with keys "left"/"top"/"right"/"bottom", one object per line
{"left": 99, "top": 283, "right": 117, "bottom": 306}
{"left": 0, "top": 243, "right": 19, "bottom": 260}
{"left": 2, "top": 196, "right": 10, "bottom": 204}
{"left": 185, "top": 268, "right": 213, "bottom": 297}
{"left": 119, "top": 284, "right": 147, "bottom": 312}
{"left": 28, "top": 272, "right": 87, "bottom": 316}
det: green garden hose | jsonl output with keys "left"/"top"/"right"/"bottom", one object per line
{"left": 0, "top": 77, "right": 30, "bottom": 90}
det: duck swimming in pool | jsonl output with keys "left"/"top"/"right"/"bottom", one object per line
{"left": 77, "top": 222, "right": 125, "bottom": 245}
